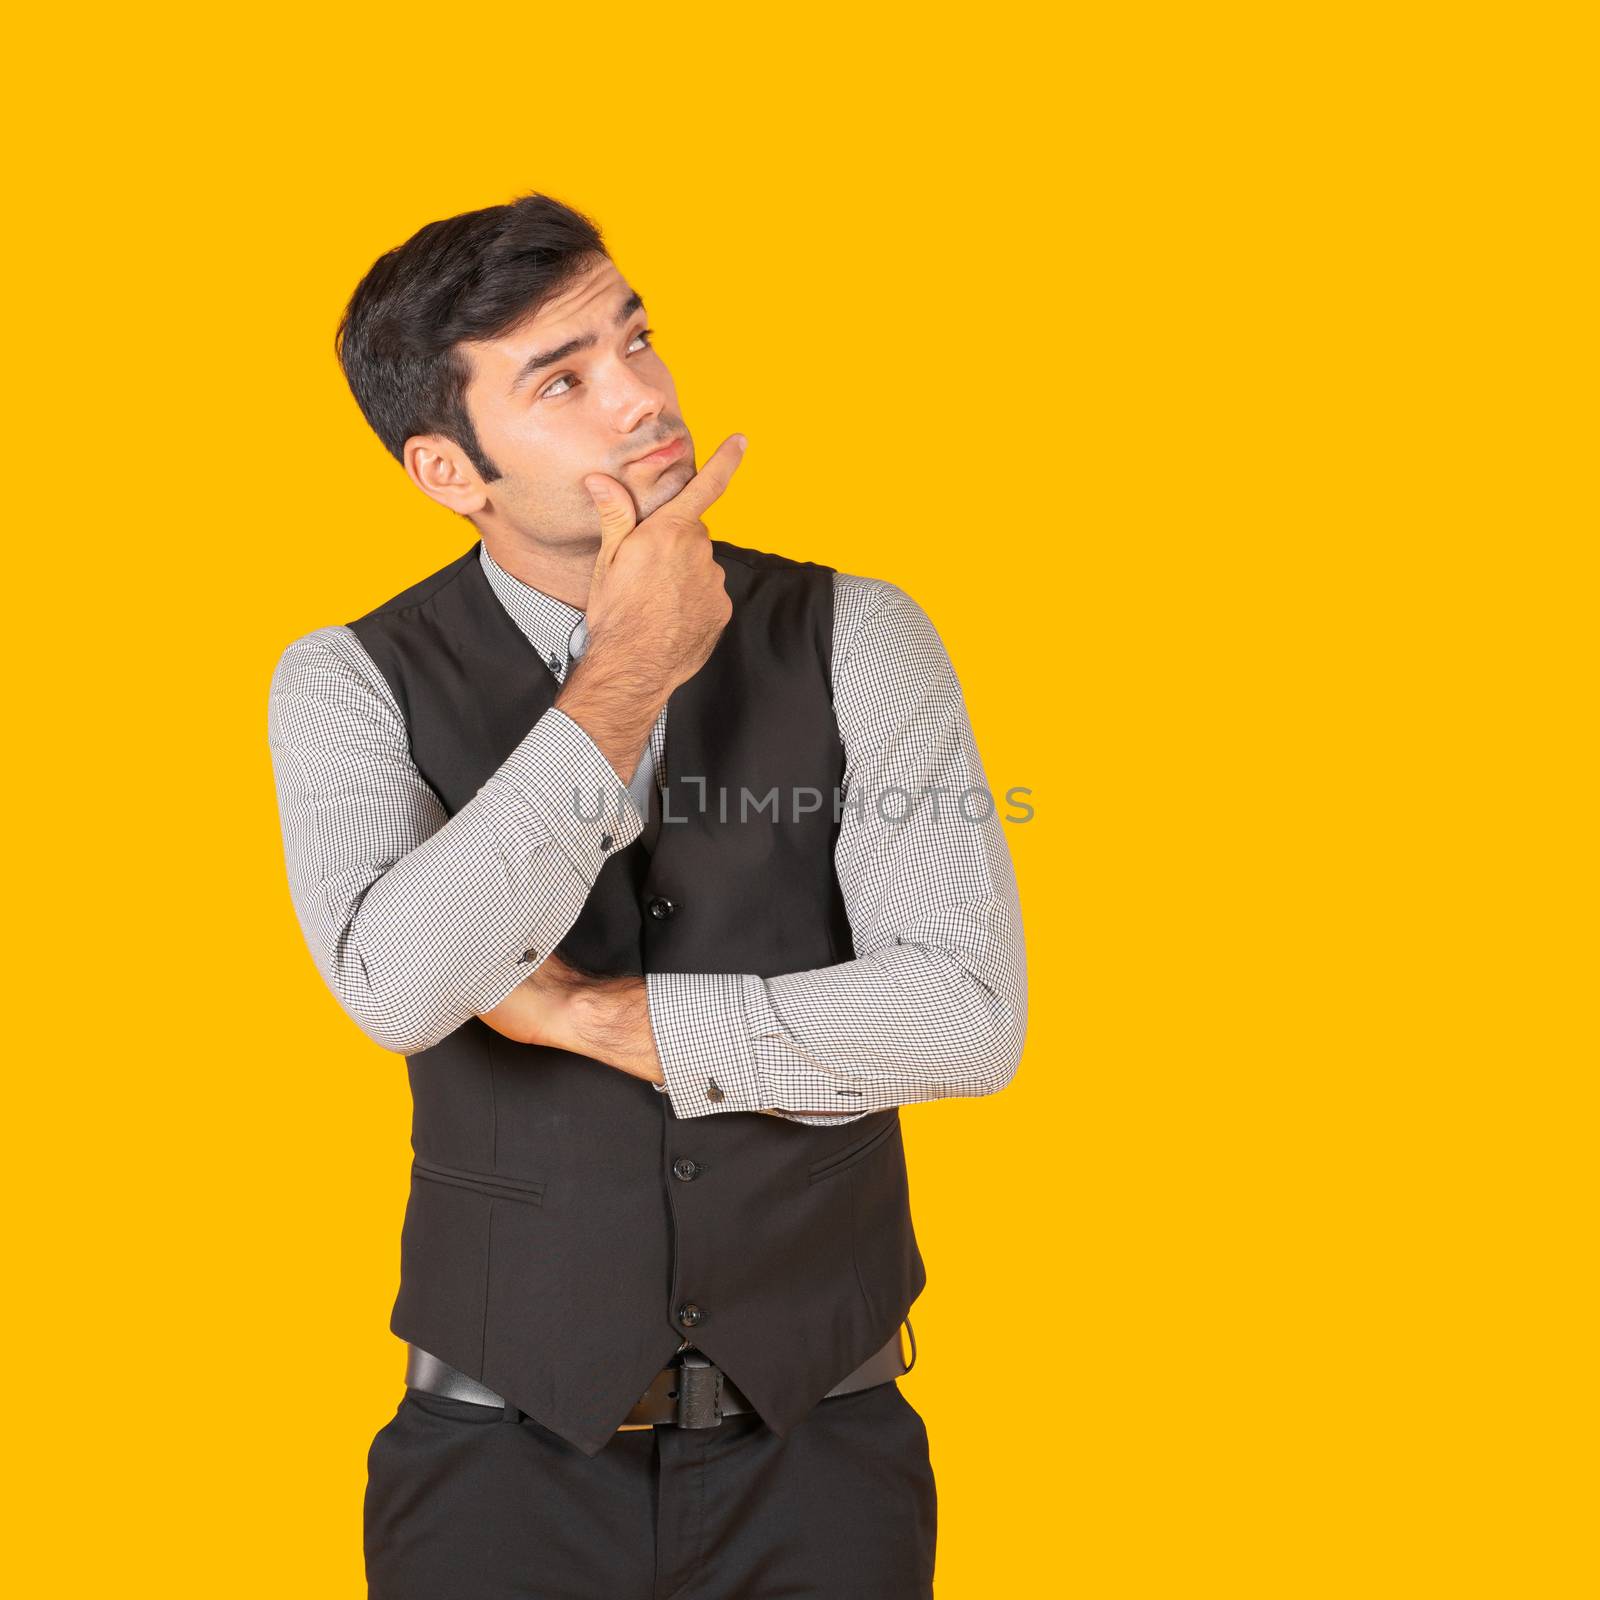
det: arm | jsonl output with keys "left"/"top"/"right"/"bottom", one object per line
{"left": 267, "top": 625, "right": 645, "bottom": 1055}
{"left": 273, "top": 436, "right": 748, "bottom": 1057}
{"left": 645, "top": 576, "right": 1027, "bottom": 1125}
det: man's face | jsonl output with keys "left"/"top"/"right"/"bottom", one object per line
{"left": 456, "top": 254, "right": 695, "bottom": 546}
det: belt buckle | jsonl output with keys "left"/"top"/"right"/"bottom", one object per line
{"left": 673, "top": 1350, "right": 724, "bottom": 1429}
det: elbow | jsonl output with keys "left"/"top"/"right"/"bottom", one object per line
{"left": 367, "top": 1021, "right": 447, "bottom": 1057}
{"left": 323, "top": 919, "right": 458, "bottom": 1056}
{"left": 996, "top": 991, "right": 1027, "bottom": 1094}
{"left": 945, "top": 981, "right": 1025, "bottom": 1101}
{"left": 985, "top": 961, "right": 1027, "bottom": 1096}
{"left": 1000, "top": 1028, "right": 1025, "bottom": 1093}
{"left": 898, "top": 944, "right": 1026, "bottom": 1102}
{"left": 343, "top": 997, "right": 447, "bottom": 1057}
{"left": 329, "top": 952, "right": 453, "bottom": 1057}
{"left": 971, "top": 1021, "right": 1024, "bottom": 1099}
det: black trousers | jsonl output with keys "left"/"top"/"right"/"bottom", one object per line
{"left": 364, "top": 1378, "right": 937, "bottom": 1599}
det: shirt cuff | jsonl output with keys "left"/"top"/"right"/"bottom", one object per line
{"left": 645, "top": 972, "right": 766, "bottom": 1117}
{"left": 482, "top": 706, "right": 644, "bottom": 878}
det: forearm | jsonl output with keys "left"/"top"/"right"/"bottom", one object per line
{"left": 270, "top": 629, "right": 644, "bottom": 1055}
{"left": 641, "top": 573, "right": 1028, "bottom": 1125}
{"left": 480, "top": 960, "right": 666, "bottom": 1086}
{"left": 331, "top": 713, "right": 643, "bottom": 1051}
{"left": 553, "top": 632, "right": 670, "bottom": 789}
{"left": 645, "top": 905, "right": 1024, "bottom": 1125}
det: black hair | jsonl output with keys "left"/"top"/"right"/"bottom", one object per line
{"left": 333, "top": 192, "right": 608, "bottom": 483}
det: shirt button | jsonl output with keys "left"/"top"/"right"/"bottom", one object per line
{"left": 706, "top": 1080, "right": 725, "bottom": 1103}
{"left": 671, "top": 1157, "right": 701, "bottom": 1182}
{"left": 600, "top": 832, "right": 614, "bottom": 849}
{"left": 677, "top": 1303, "right": 705, "bottom": 1329}
{"left": 547, "top": 652, "right": 559, "bottom": 670}
{"left": 647, "top": 895, "right": 678, "bottom": 920}
{"left": 520, "top": 949, "right": 539, "bottom": 963}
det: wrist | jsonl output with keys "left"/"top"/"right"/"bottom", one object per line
{"left": 569, "top": 975, "right": 664, "bottom": 1084}
{"left": 554, "top": 653, "right": 669, "bottom": 787}
{"left": 562, "top": 631, "right": 673, "bottom": 714}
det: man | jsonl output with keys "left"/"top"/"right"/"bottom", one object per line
{"left": 268, "top": 191, "right": 1027, "bottom": 1599}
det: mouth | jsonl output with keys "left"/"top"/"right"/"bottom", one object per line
{"left": 626, "top": 435, "right": 687, "bottom": 469}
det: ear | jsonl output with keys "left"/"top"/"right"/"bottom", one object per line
{"left": 401, "top": 433, "right": 489, "bottom": 516}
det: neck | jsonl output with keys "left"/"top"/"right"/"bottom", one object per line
{"left": 478, "top": 526, "right": 599, "bottom": 612}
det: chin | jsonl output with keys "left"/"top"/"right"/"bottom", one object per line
{"left": 640, "top": 462, "right": 694, "bottom": 515}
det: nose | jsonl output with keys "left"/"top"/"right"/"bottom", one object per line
{"left": 605, "top": 358, "right": 666, "bottom": 436}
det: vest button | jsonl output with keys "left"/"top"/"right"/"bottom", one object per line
{"left": 677, "top": 1302, "right": 705, "bottom": 1329}
{"left": 671, "top": 1157, "right": 701, "bottom": 1182}
{"left": 647, "top": 895, "right": 678, "bottom": 921}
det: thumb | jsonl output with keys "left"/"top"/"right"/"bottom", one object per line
{"left": 584, "top": 473, "right": 637, "bottom": 564}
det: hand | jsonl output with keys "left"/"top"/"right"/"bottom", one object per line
{"left": 579, "top": 433, "right": 747, "bottom": 699}
{"left": 478, "top": 952, "right": 665, "bottom": 1086}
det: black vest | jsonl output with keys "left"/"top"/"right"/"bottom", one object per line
{"left": 347, "top": 538, "right": 926, "bottom": 1456}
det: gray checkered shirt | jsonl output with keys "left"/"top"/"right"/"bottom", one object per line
{"left": 268, "top": 542, "right": 1026, "bottom": 1125}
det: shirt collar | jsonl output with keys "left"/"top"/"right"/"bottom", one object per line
{"left": 478, "top": 541, "right": 590, "bottom": 681}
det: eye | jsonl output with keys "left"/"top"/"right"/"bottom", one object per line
{"left": 538, "top": 329, "right": 656, "bottom": 400}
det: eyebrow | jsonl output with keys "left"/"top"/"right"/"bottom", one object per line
{"left": 507, "top": 289, "right": 647, "bottom": 397}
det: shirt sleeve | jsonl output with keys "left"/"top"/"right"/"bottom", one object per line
{"left": 267, "top": 625, "right": 644, "bottom": 1055}
{"left": 644, "top": 576, "right": 1028, "bottom": 1125}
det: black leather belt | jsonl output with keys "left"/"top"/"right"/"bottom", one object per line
{"left": 405, "top": 1321, "right": 916, "bottom": 1430}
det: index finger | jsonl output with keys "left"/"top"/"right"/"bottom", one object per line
{"left": 658, "top": 433, "right": 748, "bottom": 524}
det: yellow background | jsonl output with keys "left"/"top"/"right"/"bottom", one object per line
{"left": 5, "top": 3, "right": 1591, "bottom": 1595}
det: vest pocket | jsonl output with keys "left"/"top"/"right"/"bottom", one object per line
{"left": 847, "top": 1126, "right": 926, "bottom": 1328}
{"left": 806, "top": 1114, "right": 899, "bottom": 1184}
{"left": 412, "top": 1157, "right": 546, "bottom": 1207}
